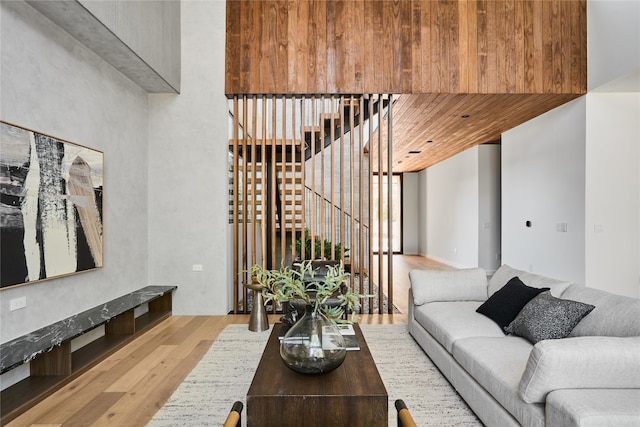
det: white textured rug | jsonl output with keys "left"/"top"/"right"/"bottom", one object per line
{"left": 147, "top": 324, "right": 481, "bottom": 426}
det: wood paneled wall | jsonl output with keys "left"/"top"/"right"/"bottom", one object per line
{"left": 225, "top": 0, "right": 586, "bottom": 95}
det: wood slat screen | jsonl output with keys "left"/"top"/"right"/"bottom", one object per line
{"left": 225, "top": 0, "right": 586, "bottom": 95}
{"left": 229, "top": 95, "right": 395, "bottom": 314}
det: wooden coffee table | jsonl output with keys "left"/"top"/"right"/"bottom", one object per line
{"left": 247, "top": 323, "right": 388, "bottom": 426}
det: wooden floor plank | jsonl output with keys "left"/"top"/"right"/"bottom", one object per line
{"left": 3, "top": 370, "right": 104, "bottom": 426}
{"left": 89, "top": 316, "right": 191, "bottom": 373}
{"left": 90, "top": 339, "right": 214, "bottom": 427}
{"left": 104, "top": 344, "right": 177, "bottom": 392}
{"left": 60, "top": 392, "right": 125, "bottom": 427}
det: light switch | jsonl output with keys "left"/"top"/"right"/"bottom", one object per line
{"left": 10, "top": 297, "right": 26, "bottom": 311}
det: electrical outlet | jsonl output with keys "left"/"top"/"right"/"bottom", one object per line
{"left": 10, "top": 296, "right": 26, "bottom": 311}
{"left": 192, "top": 264, "right": 203, "bottom": 272}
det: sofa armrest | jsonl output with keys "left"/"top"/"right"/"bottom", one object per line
{"left": 409, "top": 268, "right": 488, "bottom": 306}
{"left": 519, "top": 336, "right": 640, "bottom": 403}
{"left": 546, "top": 389, "right": 640, "bottom": 427}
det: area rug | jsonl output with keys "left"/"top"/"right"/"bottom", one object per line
{"left": 147, "top": 324, "right": 482, "bottom": 426}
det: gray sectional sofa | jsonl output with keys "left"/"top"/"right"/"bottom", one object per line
{"left": 407, "top": 264, "right": 640, "bottom": 426}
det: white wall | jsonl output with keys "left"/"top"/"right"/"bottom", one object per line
{"left": 147, "top": 1, "right": 230, "bottom": 315}
{"left": 502, "top": 98, "right": 586, "bottom": 284}
{"left": 403, "top": 172, "right": 419, "bottom": 254}
{"left": 418, "top": 145, "right": 500, "bottom": 270}
{"left": 585, "top": 94, "right": 640, "bottom": 298}
{"left": 425, "top": 147, "right": 479, "bottom": 268}
{"left": 584, "top": 0, "right": 640, "bottom": 299}
{"left": 588, "top": 0, "right": 640, "bottom": 92}
{"left": 0, "top": 1, "right": 149, "bottom": 340}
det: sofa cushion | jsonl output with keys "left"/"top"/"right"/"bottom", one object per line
{"left": 477, "top": 277, "right": 549, "bottom": 330}
{"left": 488, "top": 264, "right": 572, "bottom": 297}
{"left": 504, "top": 291, "right": 595, "bottom": 344}
{"left": 518, "top": 336, "right": 640, "bottom": 404}
{"left": 452, "top": 337, "right": 544, "bottom": 427}
{"left": 413, "top": 301, "right": 504, "bottom": 353}
{"left": 560, "top": 284, "right": 640, "bottom": 337}
{"left": 409, "top": 268, "right": 488, "bottom": 306}
{"left": 546, "top": 389, "right": 640, "bottom": 427}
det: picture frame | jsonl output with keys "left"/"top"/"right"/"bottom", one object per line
{"left": 1, "top": 121, "right": 104, "bottom": 289}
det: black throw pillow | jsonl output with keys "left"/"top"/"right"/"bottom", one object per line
{"left": 476, "top": 276, "right": 549, "bottom": 330}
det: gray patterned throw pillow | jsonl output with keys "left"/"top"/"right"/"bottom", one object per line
{"left": 504, "top": 291, "right": 595, "bottom": 344}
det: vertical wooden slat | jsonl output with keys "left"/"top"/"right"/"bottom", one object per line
{"left": 466, "top": 0, "right": 478, "bottom": 93}
{"left": 477, "top": 0, "right": 488, "bottom": 93}
{"left": 400, "top": 0, "right": 412, "bottom": 93}
{"left": 320, "top": 96, "right": 326, "bottom": 260}
{"left": 349, "top": 95, "right": 356, "bottom": 291}
{"left": 542, "top": 1, "right": 554, "bottom": 93}
{"left": 339, "top": 95, "right": 345, "bottom": 268}
{"left": 377, "top": 95, "right": 383, "bottom": 314}
{"left": 232, "top": 96, "right": 239, "bottom": 313}
{"left": 280, "top": 96, "right": 287, "bottom": 264}
{"left": 291, "top": 97, "right": 298, "bottom": 262}
{"left": 300, "top": 97, "right": 306, "bottom": 261}
{"left": 260, "top": 95, "right": 267, "bottom": 270}
{"left": 368, "top": 95, "right": 374, "bottom": 314}
{"left": 242, "top": 96, "right": 249, "bottom": 313}
{"left": 251, "top": 96, "right": 258, "bottom": 271}
{"left": 387, "top": 95, "right": 394, "bottom": 314}
{"left": 458, "top": 0, "right": 469, "bottom": 93}
{"left": 358, "top": 95, "right": 365, "bottom": 295}
{"left": 271, "top": 96, "right": 277, "bottom": 268}
{"left": 420, "top": 2, "right": 431, "bottom": 93}
{"left": 310, "top": 97, "right": 316, "bottom": 260}
{"left": 330, "top": 96, "right": 336, "bottom": 259}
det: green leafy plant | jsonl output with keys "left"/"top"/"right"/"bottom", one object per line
{"left": 251, "top": 260, "right": 362, "bottom": 323}
{"left": 294, "top": 228, "right": 350, "bottom": 261}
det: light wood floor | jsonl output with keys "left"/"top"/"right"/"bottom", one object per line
{"left": 6, "top": 255, "right": 446, "bottom": 427}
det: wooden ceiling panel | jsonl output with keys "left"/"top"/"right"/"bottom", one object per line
{"left": 371, "top": 92, "right": 581, "bottom": 172}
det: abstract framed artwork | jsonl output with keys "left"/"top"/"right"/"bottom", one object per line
{"left": 1, "top": 122, "right": 103, "bottom": 289}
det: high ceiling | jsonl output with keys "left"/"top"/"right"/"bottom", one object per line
{"left": 371, "top": 92, "right": 582, "bottom": 173}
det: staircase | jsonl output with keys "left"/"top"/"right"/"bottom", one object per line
{"left": 302, "top": 96, "right": 388, "bottom": 161}
{"left": 228, "top": 94, "right": 395, "bottom": 314}
{"left": 228, "top": 140, "right": 304, "bottom": 234}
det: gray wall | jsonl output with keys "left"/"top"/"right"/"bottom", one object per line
{"left": 0, "top": 1, "right": 149, "bottom": 341}
{"left": 79, "top": 0, "right": 181, "bottom": 91}
{"left": 478, "top": 145, "right": 501, "bottom": 274}
{"left": 26, "top": 0, "right": 181, "bottom": 93}
{"left": 402, "top": 173, "right": 419, "bottom": 254}
{"left": 148, "top": 1, "right": 229, "bottom": 315}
